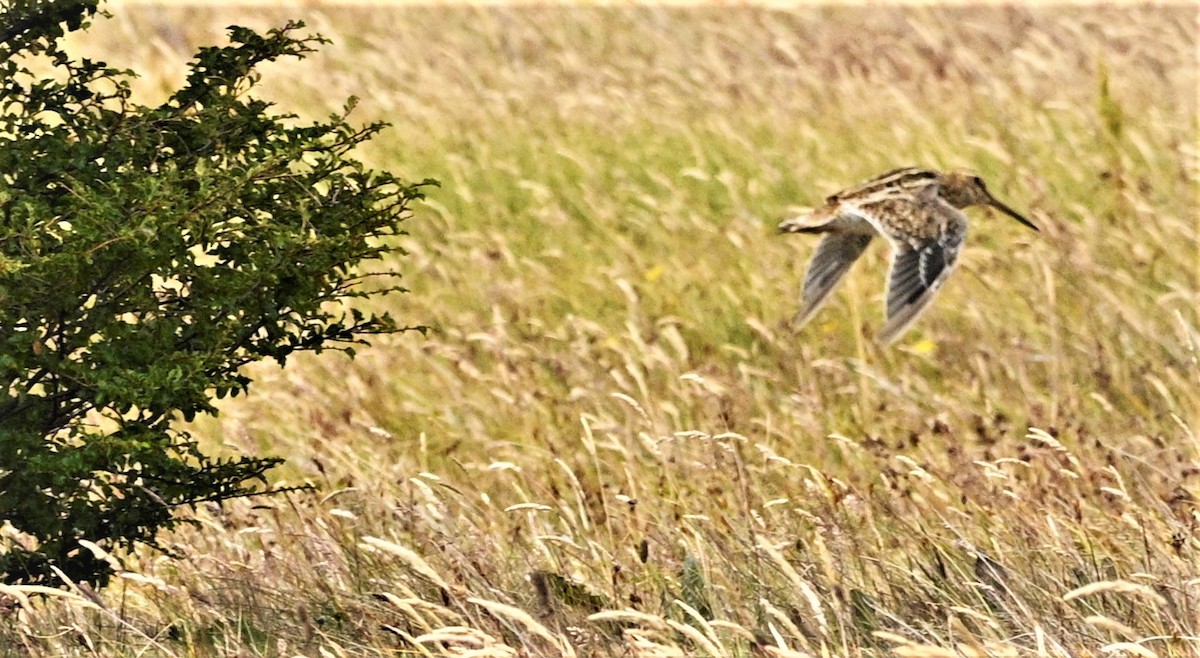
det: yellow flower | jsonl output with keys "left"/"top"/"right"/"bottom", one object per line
{"left": 909, "top": 338, "right": 937, "bottom": 355}
{"left": 643, "top": 265, "right": 664, "bottom": 283}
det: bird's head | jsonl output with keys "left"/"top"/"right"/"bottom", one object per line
{"left": 942, "top": 170, "right": 1038, "bottom": 231}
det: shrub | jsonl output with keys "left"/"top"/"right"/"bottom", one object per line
{"left": 0, "top": 1, "right": 432, "bottom": 586}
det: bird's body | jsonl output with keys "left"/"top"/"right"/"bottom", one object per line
{"left": 778, "top": 167, "right": 1037, "bottom": 344}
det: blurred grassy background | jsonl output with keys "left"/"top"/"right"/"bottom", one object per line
{"left": 8, "top": 4, "right": 1197, "bottom": 657}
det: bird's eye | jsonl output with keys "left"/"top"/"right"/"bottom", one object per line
{"left": 972, "top": 176, "right": 984, "bottom": 186}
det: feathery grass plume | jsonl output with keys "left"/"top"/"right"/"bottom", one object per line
{"left": 757, "top": 541, "right": 829, "bottom": 640}
{"left": 360, "top": 536, "right": 451, "bottom": 592}
{"left": 1063, "top": 580, "right": 1168, "bottom": 606}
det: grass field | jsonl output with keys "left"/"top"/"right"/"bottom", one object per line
{"left": 5, "top": 4, "right": 1198, "bottom": 657}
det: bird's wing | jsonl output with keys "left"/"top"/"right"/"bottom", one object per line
{"left": 793, "top": 231, "right": 875, "bottom": 328}
{"left": 876, "top": 205, "right": 968, "bottom": 344}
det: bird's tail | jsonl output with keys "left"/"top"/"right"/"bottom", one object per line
{"left": 778, "top": 208, "right": 834, "bottom": 234}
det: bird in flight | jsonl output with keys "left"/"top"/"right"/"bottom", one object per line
{"left": 778, "top": 167, "right": 1038, "bottom": 345}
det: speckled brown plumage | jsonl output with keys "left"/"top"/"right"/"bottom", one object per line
{"left": 778, "top": 167, "right": 1038, "bottom": 344}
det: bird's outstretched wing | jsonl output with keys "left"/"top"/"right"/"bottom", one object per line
{"left": 877, "top": 209, "right": 968, "bottom": 344}
{"left": 793, "top": 231, "right": 874, "bottom": 328}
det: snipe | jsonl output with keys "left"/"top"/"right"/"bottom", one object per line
{"left": 779, "top": 167, "right": 1038, "bottom": 344}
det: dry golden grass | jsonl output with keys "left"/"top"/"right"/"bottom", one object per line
{"left": 4, "top": 4, "right": 1197, "bottom": 657}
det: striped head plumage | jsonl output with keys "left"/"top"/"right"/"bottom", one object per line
{"left": 936, "top": 170, "right": 1039, "bottom": 231}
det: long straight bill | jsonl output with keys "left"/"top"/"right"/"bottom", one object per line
{"left": 991, "top": 199, "right": 1039, "bottom": 231}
